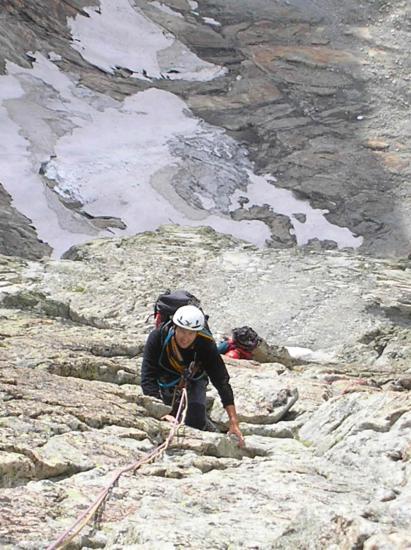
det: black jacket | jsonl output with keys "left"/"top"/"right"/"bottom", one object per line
{"left": 141, "top": 327, "right": 234, "bottom": 407}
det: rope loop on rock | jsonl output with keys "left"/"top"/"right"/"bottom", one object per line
{"left": 46, "top": 387, "right": 188, "bottom": 550}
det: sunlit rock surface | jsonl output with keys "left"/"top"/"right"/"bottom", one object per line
{"left": 0, "top": 227, "right": 410, "bottom": 548}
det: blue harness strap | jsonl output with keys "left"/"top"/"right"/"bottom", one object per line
{"left": 158, "top": 378, "right": 180, "bottom": 388}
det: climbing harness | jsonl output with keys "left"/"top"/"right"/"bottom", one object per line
{"left": 46, "top": 387, "right": 189, "bottom": 550}
{"left": 163, "top": 360, "right": 200, "bottom": 420}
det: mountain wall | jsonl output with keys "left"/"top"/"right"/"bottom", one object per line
{"left": 1, "top": 0, "right": 410, "bottom": 547}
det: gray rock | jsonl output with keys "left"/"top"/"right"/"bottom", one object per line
{"left": 0, "top": 228, "right": 410, "bottom": 548}
{"left": 0, "top": 183, "right": 51, "bottom": 260}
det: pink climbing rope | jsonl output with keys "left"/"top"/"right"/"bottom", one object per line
{"left": 46, "top": 387, "right": 188, "bottom": 550}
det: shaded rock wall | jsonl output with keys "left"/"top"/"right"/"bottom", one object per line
{"left": 0, "top": 183, "right": 51, "bottom": 259}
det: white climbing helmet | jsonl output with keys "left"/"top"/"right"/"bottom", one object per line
{"left": 173, "top": 305, "right": 205, "bottom": 331}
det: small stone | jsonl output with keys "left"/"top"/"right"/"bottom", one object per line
{"left": 376, "top": 489, "right": 397, "bottom": 502}
{"left": 399, "top": 376, "right": 411, "bottom": 390}
{"left": 386, "top": 450, "right": 403, "bottom": 461}
{"left": 293, "top": 213, "right": 307, "bottom": 223}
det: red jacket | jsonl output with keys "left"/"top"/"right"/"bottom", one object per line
{"left": 224, "top": 339, "right": 253, "bottom": 360}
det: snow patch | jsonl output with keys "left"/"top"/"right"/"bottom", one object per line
{"left": 0, "top": 90, "right": 100, "bottom": 255}
{"left": 44, "top": 85, "right": 272, "bottom": 247}
{"left": 0, "top": 74, "right": 24, "bottom": 100}
{"left": 286, "top": 347, "right": 337, "bottom": 363}
{"left": 48, "top": 52, "right": 62, "bottom": 62}
{"left": 230, "top": 172, "right": 363, "bottom": 249}
{"left": 68, "top": 0, "right": 225, "bottom": 81}
{"left": 150, "top": 1, "right": 184, "bottom": 18}
{"left": 203, "top": 17, "right": 221, "bottom": 27}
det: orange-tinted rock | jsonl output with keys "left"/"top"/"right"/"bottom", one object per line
{"left": 376, "top": 152, "right": 410, "bottom": 174}
{"left": 188, "top": 79, "right": 282, "bottom": 110}
{"left": 250, "top": 45, "right": 359, "bottom": 69}
{"left": 364, "top": 139, "right": 390, "bottom": 151}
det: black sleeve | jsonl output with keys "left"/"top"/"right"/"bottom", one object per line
{"left": 141, "top": 329, "right": 162, "bottom": 399}
{"left": 199, "top": 339, "right": 234, "bottom": 408}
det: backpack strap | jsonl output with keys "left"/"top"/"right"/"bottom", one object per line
{"left": 157, "top": 322, "right": 182, "bottom": 380}
{"left": 159, "top": 320, "right": 173, "bottom": 348}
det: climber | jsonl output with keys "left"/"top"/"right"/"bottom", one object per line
{"left": 141, "top": 305, "right": 245, "bottom": 447}
{"left": 218, "top": 326, "right": 262, "bottom": 360}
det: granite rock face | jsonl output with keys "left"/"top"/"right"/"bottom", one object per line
{"left": 0, "top": 227, "right": 410, "bottom": 548}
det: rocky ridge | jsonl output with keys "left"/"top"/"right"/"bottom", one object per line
{"left": 0, "top": 226, "right": 410, "bottom": 548}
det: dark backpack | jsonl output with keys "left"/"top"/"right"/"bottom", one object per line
{"left": 232, "top": 326, "right": 261, "bottom": 351}
{"left": 152, "top": 289, "right": 202, "bottom": 329}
